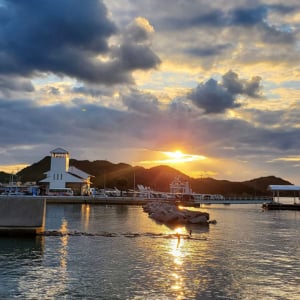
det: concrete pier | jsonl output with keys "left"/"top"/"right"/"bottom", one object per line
{"left": 0, "top": 195, "right": 274, "bottom": 205}
{"left": 0, "top": 197, "right": 46, "bottom": 235}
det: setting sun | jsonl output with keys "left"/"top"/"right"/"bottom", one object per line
{"left": 164, "top": 150, "right": 184, "bottom": 160}
{"left": 139, "top": 149, "right": 206, "bottom": 168}
{"left": 161, "top": 150, "right": 206, "bottom": 164}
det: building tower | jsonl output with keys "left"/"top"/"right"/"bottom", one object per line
{"left": 49, "top": 148, "right": 69, "bottom": 189}
{"left": 40, "top": 147, "right": 93, "bottom": 195}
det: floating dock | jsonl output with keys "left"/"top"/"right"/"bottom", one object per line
{"left": 262, "top": 202, "right": 300, "bottom": 210}
{"left": 264, "top": 185, "right": 300, "bottom": 210}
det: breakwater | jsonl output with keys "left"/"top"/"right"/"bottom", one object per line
{"left": 0, "top": 195, "right": 152, "bottom": 205}
{"left": 0, "top": 195, "right": 272, "bottom": 205}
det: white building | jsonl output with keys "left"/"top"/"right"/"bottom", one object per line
{"left": 40, "top": 148, "right": 92, "bottom": 195}
{"left": 169, "top": 176, "right": 192, "bottom": 194}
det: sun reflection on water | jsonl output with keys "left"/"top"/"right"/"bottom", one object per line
{"left": 81, "top": 204, "right": 90, "bottom": 231}
{"left": 59, "top": 218, "right": 68, "bottom": 269}
{"left": 169, "top": 226, "right": 186, "bottom": 298}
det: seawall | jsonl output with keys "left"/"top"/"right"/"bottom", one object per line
{"left": 0, "top": 197, "right": 46, "bottom": 235}
{"left": 0, "top": 195, "right": 273, "bottom": 206}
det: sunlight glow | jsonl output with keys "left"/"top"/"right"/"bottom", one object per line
{"left": 140, "top": 150, "right": 206, "bottom": 165}
{"left": 162, "top": 150, "right": 206, "bottom": 163}
{"left": 271, "top": 156, "right": 300, "bottom": 162}
{"left": 0, "top": 164, "right": 29, "bottom": 173}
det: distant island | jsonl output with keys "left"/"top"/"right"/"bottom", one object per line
{"left": 0, "top": 156, "right": 292, "bottom": 196}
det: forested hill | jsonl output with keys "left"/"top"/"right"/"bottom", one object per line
{"left": 3, "top": 156, "right": 292, "bottom": 196}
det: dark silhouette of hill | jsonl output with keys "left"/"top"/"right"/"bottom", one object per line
{"left": 243, "top": 176, "right": 291, "bottom": 192}
{"left": 16, "top": 156, "right": 51, "bottom": 182}
{"left": 189, "top": 176, "right": 292, "bottom": 196}
{"left": 6, "top": 157, "right": 293, "bottom": 195}
{"left": 0, "top": 171, "right": 11, "bottom": 183}
{"left": 190, "top": 178, "right": 255, "bottom": 196}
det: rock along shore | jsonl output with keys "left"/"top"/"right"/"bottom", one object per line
{"left": 143, "top": 201, "right": 211, "bottom": 225}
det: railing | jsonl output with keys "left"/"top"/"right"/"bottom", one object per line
{"left": 188, "top": 196, "right": 273, "bottom": 205}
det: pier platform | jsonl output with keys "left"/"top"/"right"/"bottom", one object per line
{"left": 262, "top": 202, "right": 300, "bottom": 210}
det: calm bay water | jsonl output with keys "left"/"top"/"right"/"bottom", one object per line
{"left": 0, "top": 203, "right": 299, "bottom": 299}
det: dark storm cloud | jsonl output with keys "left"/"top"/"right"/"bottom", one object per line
{"left": 229, "top": 6, "right": 268, "bottom": 26}
{"left": 188, "top": 79, "right": 238, "bottom": 114}
{"left": 0, "top": 0, "right": 115, "bottom": 73}
{"left": 159, "top": 3, "right": 296, "bottom": 28}
{"left": 154, "top": 3, "right": 296, "bottom": 46}
{"left": 230, "top": 4, "right": 295, "bottom": 44}
{"left": 188, "top": 71, "right": 262, "bottom": 114}
{"left": 222, "top": 70, "right": 262, "bottom": 97}
{"left": 0, "top": 0, "right": 160, "bottom": 84}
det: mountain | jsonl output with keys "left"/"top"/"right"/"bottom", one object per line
{"left": 16, "top": 156, "right": 51, "bottom": 182}
{"left": 189, "top": 176, "right": 292, "bottom": 196}
{"left": 3, "top": 157, "right": 293, "bottom": 196}
{"left": 243, "top": 176, "right": 291, "bottom": 192}
{"left": 0, "top": 171, "right": 11, "bottom": 183}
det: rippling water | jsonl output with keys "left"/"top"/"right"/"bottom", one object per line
{"left": 0, "top": 203, "right": 299, "bottom": 299}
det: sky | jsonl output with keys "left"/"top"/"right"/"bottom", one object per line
{"left": 1, "top": 0, "right": 300, "bottom": 184}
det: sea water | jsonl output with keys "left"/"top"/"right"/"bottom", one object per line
{"left": 0, "top": 203, "right": 299, "bottom": 299}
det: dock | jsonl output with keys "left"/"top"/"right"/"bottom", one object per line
{"left": 264, "top": 185, "right": 300, "bottom": 210}
{"left": 262, "top": 202, "right": 300, "bottom": 210}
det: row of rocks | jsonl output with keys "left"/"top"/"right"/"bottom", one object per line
{"left": 143, "top": 201, "right": 210, "bottom": 225}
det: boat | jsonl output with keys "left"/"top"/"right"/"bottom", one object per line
{"left": 1, "top": 175, "right": 40, "bottom": 196}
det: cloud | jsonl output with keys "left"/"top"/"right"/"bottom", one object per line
{"left": 115, "top": 17, "right": 161, "bottom": 71}
{"left": 188, "top": 78, "right": 238, "bottom": 114}
{"left": 121, "top": 89, "right": 160, "bottom": 114}
{"left": 0, "top": 0, "right": 160, "bottom": 84}
{"left": 0, "top": 75, "right": 34, "bottom": 97}
{"left": 186, "top": 44, "right": 232, "bottom": 57}
{"left": 229, "top": 6, "right": 268, "bottom": 26}
{"left": 187, "top": 70, "right": 263, "bottom": 114}
{"left": 222, "top": 70, "right": 262, "bottom": 97}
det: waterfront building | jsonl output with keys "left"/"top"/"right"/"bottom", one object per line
{"left": 40, "top": 148, "right": 92, "bottom": 195}
{"left": 169, "top": 176, "right": 192, "bottom": 194}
